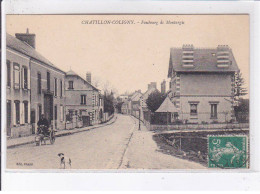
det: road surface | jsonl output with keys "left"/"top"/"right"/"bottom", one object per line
{"left": 7, "top": 114, "right": 205, "bottom": 170}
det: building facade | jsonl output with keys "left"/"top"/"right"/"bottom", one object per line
{"left": 6, "top": 31, "right": 66, "bottom": 137}
{"left": 6, "top": 37, "right": 31, "bottom": 137}
{"left": 168, "top": 45, "right": 239, "bottom": 123}
{"left": 130, "top": 90, "right": 143, "bottom": 118}
{"left": 30, "top": 58, "right": 66, "bottom": 132}
{"left": 65, "top": 70, "right": 102, "bottom": 126}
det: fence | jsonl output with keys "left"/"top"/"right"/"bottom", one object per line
{"left": 142, "top": 110, "right": 249, "bottom": 131}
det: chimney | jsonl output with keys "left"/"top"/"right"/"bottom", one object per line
{"left": 161, "top": 80, "right": 166, "bottom": 94}
{"left": 217, "top": 45, "right": 230, "bottom": 68}
{"left": 182, "top": 44, "right": 194, "bottom": 67}
{"left": 86, "top": 72, "right": 91, "bottom": 84}
{"left": 15, "top": 28, "right": 36, "bottom": 48}
{"left": 148, "top": 82, "right": 157, "bottom": 90}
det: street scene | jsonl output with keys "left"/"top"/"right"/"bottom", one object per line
{"left": 7, "top": 114, "right": 205, "bottom": 169}
{"left": 5, "top": 15, "right": 249, "bottom": 170}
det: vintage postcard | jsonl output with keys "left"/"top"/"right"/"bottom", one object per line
{"left": 4, "top": 14, "right": 249, "bottom": 170}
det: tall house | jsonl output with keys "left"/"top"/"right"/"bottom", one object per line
{"left": 6, "top": 31, "right": 66, "bottom": 137}
{"left": 167, "top": 44, "right": 239, "bottom": 123}
{"left": 65, "top": 70, "right": 102, "bottom": 125}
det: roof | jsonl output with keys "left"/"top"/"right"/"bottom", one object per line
{"left": 65, "top": 70, "right": 100, "bottom": 91}
{"left": 6, "top": 33, "right": 65, "bottom": 74}
{"left": 130, "top": 91, "right": 142, "bottom": 101}
{"left": 66, "top": 70, "right": 78, "bottom": 76}
{"left": 168, "top": 46, "right": 239, "bottom": 77}
{"left": 155, "top": 96, "right": 178, "bottom": 113}
{"left": 142, "top": 87, "right": 159, "bottom": 101}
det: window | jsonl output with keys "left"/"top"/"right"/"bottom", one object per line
{"left": 68, "top": 81, "right": 74, "bottom": 89}
{"left": 24, "top": 101, "right": 28, "bottom": 123}
{"left": 38, "top": 104, "right": 42, "bottom": 120}
{"left": 211, "top": 104, "right": 218, "bottom": 119}
{"left": 54, "top": 78, "right": 57, "bottom": 96}
{"left": 37, "top": 73, "right": 41, "bottom": 94}
{"left": 81, "top": 95, "right": 86, "bottom": 105}
{"left": 47, "top": 72, "right": 50, "bottom": 91}
{"left": 60, "top": 105, "right": 64, "bottom": 121}
{"left": 13, "top": 63, "right": 20, "bottom": 89}
{"left": 14, "top": 101, "right": 20, "bottom": 125}
{"left": 22, "top": 67, "right": 28, "bottom": 89}
{"left": 190, "top": 104, "right": 198, "bottom": 115}
{"left": 7, "top": 60, "right": 11, "bottom": 87}
{"left": 60, "top": 80, "right": 63, "bottom": 97}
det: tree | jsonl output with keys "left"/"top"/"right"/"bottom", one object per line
{"left": 234, "top": 72, "right": 247, "bottom": 101}
{"left": 146, "top": 90, "right": 166, "bottom": 112}
{"left": 115, "top": 101, "right": 124, "bottom": 113}
{"left": 104, "top": 91, "right": 115, "bottom": 115}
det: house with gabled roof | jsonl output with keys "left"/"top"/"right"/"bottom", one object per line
{"left": 130, "top": 90, "right": 143, "bottom": 118}
{"left": 65, "top": 70, "right": 103, "bottom": 126}
{"left": 167, "top": 44, "right": 239, "bottom": 123}
{"left": 6, "top": 30, "right": 66, "bottom": 136}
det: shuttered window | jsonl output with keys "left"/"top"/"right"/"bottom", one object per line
{"left": 47, "top": 72, "right": 50, "bottom": 91}
{"left": 22, "top": 67, "right": 28, "bottom": 89}
{"left": 7, "top": 60, "right": 11, "bottom": 87}
{"left": 60, "top": 80, "right": 63, "bottom": 97}
{"left": 54, "top": 78, "right": 57, "bottom": 96}
{"left": 81, "top": 95, "right": 86, "bottom": 105}
{"left": 37, "top": 73, "right": 41, "bottom": 94}
{"left": 210, "top": 104, "right": 218, "bottom": 119}
{"left": 14, "top": 101, "right": 20, "bottom": 125}
{"left": 13, "top": 63, "right": 20, "bottom": 89}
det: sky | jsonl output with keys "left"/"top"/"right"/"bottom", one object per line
{"left": 6, "top": 15, "right": 249, "bottom": 96}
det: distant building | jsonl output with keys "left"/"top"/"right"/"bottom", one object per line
{"left": 118, "top": 95, "right": 129, "bottom": 102}
{"left": 6, "top": 31, "right": 66, "bottom": 137}
{"left": 121, "top": 101, "right": 130, "bottom": 115}
{"left": 130, "top": 90, "right": 143, "bottom": 118}
{"left": 167, "top": 44, "right": 239, "bottom": 123}
{"left": 65, "top": 70, "right": 103, "bottom": 126}
{"left": 140, "top": 82, "right": 159, "bottom": 110}
{"left": 161, "top": 80, "right": 166, "bottom": 94}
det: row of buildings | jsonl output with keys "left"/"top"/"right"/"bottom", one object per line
{"left": 121, "top": 44, "right": 239, "bottom": 124}
{"left": 121, "top": 81, "right": 163, "bottom": 119}
{"left": 6, "top": 30, "right": 104, "bottom": 137}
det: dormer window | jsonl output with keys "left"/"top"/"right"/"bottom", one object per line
{"left": 182, "top": 44, "right": 194, "bottom": 67}
{"left": 68, "top": 81, "right": 74, "bottom": 89}
{"left": 217, "top": 45, "right": 230, "bottom": 68}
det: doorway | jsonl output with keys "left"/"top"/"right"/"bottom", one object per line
{"left": 6, "top": 101, "right": 11, "bottom": 136}
{"left": 54, "top": 105, "right": 57, "bottom": 129}
{"left": 44, "top": 94, "right": 53, "bottom": 125}
{"left": 31, "top": 110, "right": 36, "bottom": 134}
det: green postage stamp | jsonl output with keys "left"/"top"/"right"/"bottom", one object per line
{"left": 208, "top": 136, "right": 248, "bottom": 168}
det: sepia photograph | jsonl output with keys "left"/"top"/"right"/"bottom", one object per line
{"left": 4, "top": 14, "right": 249, "bottom": 170}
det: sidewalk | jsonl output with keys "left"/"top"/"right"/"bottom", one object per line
{"left": 7, "top": 116, "right": 117, "bottom": 149}
{"left": 121, "top": 116, "right": 206, "bottom": 169}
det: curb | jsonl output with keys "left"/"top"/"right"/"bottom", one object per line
{"left": 7, "top": 116, "right": 117, "bottom": 149}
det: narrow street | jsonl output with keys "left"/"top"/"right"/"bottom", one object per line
{"left": 7, "top": 114, "right": 205, "bottom": 170}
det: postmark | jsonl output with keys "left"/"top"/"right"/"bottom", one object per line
{"left": 208, "top": 135, "right": 248, "bottom": 168}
